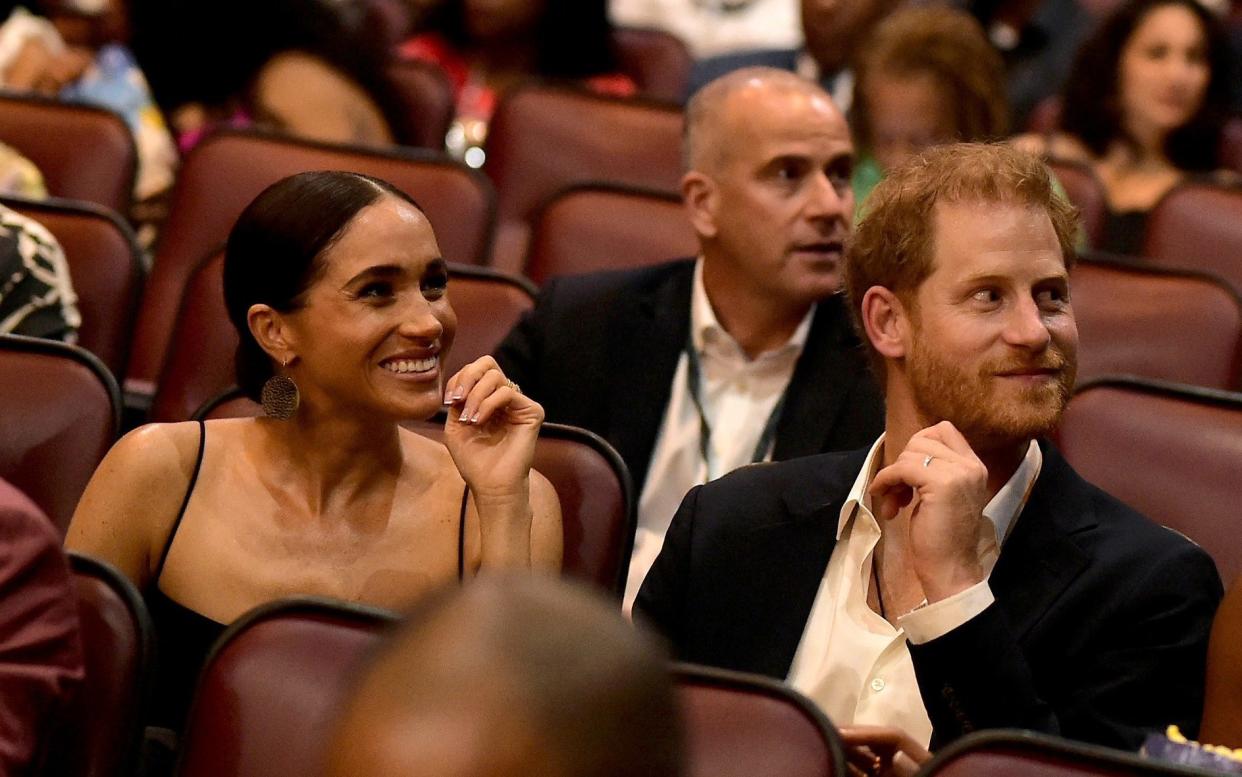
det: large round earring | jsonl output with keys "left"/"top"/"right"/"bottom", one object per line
{"left": 261, "top": 360, "right": 299, "bottom": 420}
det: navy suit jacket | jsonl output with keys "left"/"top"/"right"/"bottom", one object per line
{"left": 635, "top": 442, "right": 1223, "bottom": 750}
{"left": 494, "top": 259, "right": 884, "bottom": 495}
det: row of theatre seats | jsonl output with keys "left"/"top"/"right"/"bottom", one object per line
{"left": 4, "top": 84, "right": 1242, "bottom": 399}
{"left": 44, "top": 548, "right": 1237, "bottom": 777}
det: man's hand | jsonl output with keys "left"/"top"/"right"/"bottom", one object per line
{"left": 868, "top": 421, "right": 989, "bottom": 602}
{"left": 840, "top": 725, "right": 932, "bottom": 777}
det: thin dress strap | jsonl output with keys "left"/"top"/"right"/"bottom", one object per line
{"left": 153, "top": 420, "right": 206, "bottom": 583}
{"left": 458, "top": 484, "right": 469, "bottom": 582}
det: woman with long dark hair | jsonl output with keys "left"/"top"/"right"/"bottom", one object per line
{"left": 66, "top": 171, "right": 562, "bottom": 737}
{"left": 1014, "top": 0, "right": 1233, "bottom": 254}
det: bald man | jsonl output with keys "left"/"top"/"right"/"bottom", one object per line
{"left": 496, "top": 68, "right": 882, "bottom": 610}
{"left": 324, "top": 576, "right": 682, "bottom": 777}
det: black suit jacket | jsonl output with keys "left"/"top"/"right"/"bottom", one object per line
{"left": 635, "top": 442, "right": 1223, "bottom": 750}
{"left": 494, "top": 260, "right": 884, "bottom": 493}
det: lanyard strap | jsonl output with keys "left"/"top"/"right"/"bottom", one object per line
{"left": 684, "top": 333, "right": 787, "bottom": 480}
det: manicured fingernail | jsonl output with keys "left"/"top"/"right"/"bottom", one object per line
{"left": 451, "top": 389, "right": 464, "bottom": 400}
{"left": 470, "top": 412, "right": 480, "bottom": 423}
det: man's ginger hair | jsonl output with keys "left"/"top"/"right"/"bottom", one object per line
{"left": 844, "top": 142, "right": 1080, "bottom": 376}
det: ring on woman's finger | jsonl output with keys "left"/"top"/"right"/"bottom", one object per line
{"left": 506, "top": 379, "right": 522, "bottom": 394}
{"left": 922, "top": 454, "right": 934, "bottom": 468}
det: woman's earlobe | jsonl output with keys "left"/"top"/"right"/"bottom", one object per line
{"left": 247, "top": 303, "right": 297, "bottom": 365}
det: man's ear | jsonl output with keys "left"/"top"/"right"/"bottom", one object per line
{"left": 247, "top": 303, "right": 298, "bottom": 365}
{"left": 681, "top": 170, "right": 718, "bottom": 240}
{"left": 860, "top": 286, "right": 910, "bottom": 360}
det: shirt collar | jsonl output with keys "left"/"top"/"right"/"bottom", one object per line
{"left": 690, "top": 257, "right": 815, "bottom": 360}
{"left": 837, "top": 435, "right": 1043, "bottom": 547}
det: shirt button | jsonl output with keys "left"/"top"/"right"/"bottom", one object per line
{"left": 870, "top": 678, "right": 886, "bottom": 693}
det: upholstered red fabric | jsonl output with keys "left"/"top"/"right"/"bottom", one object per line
{"left": 384, "top": 58, "right": 455, "bottom": 149}
{"left": 1046, "top": 158, "right": 1106, "bottom": 249}
{"left": 1058, "top": 379, "right": 1242, "bottom": 583}
{"left": 126, "top": 130, "right": 496, "bottom": 395}
{"left": 0, "top": 94, "right": 135, "bottom": 214}
{"left": 3, "top": 196, "right": 144, "bottom": 377}
{"left": 0, "top": 479, "right": 83, "bottom": 776}
{"left": 1201, "top": 577, "right": 1242, "bottom": 748}
{"left": 922, "top": 730, "right": 1190, "bottom": 776}
{"left": 524, "top": 184, "right": 697, "bottom": 284}
{"left": 484, "top": 85, "right": 683, "bottom": 272}
{"left": 0, "top": 336, "right": 118, "bottom": 533}
{"left": 177, "top": 599, "right": 393, "bottom": 777}
{"left": 1071, "top": 258, "right": 1242, "bottom": 390}
{"left": 612, "top": 26, "right": 694, "bottom": 102}
{"left": 1143, "top": 182, "right": 1242, "bottom": 297}
{"left": 675, "top": 664, "right": 844, "bottom": 777}
{"left": 47, "top": 554, "right": 152, "bottom": 777}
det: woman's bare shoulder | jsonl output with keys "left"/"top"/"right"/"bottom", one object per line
{"left": 1010, "top": 132, "right": 1094, "bottom": 163}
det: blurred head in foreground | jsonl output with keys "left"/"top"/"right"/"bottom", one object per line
{"left": 326, "top": 575, "right": 684, "bottom": 777}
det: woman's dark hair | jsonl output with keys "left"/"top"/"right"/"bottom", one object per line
{"left": 222, "top": 170, "right": 424, "bottom": 401}
{"left": 1060, "top": 0, "right": 1231, "bottom": 171}
{"left": 428, "top": 0, "right": 619, "bottom": 78}
{"left": 129, "top": 0, "right": 411, "bottom": 139}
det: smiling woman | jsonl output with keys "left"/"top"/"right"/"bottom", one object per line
{"left": 1011, "top": 0, "right": 1233, "bottom": 254}
{"left": 63, "top": 171, "right": 562, "bottom": 745}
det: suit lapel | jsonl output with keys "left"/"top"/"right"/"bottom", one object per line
{"left": 990, "top": 443, "right": 1095, "bottom": 642}
{"left": 710, "top": 449, "right": 869, "bottom": 678}
{"left": 774, "top": 294, "right": 866, "bottom": 460}
{"left": 603, "top": 262, "right": 694, "bottom": 492}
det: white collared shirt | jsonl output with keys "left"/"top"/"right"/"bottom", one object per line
{"left": 785, "top": 435, "right": 1043, "bottom": 746}
{"left": 622, "top": 258, "right": 813, "bottom": 615}
{"left": 609, "top": 0, "right": 802, "bottom": 59}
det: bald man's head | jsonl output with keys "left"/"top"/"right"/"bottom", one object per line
{"left": 683, "top": 67, "right": 842, "bottom": 174}
{"left": 326, "top": 576, "right": 683, "bottom": 777}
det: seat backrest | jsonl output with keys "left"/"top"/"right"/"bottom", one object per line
{"left": 2, "top": 195, "right": 144, "bottom": 377}
{"left": 0, "top": 335, "right": 119, "bottom": 534}
{"left": 126, "top": 130, "right": 496, "bottom": 394}
{"left": 674, "top": 664, "right": 845, "bottom": 777}
{"left": 1045, "top": 157, "right": 1107, "bottom": 249}
{"left": 384, "top": 58, "right": 455, "bottom": 149}
{"left": 442, "top": 265, "right": 536, "bottom": 379}
{"left": 1220, "top": 117, "right": 1242, "bottom": 175}
{"left": 484, "top": 84, "right": 683, "bottom": 271}
{"left": 0, "top": 93, "right": 135, "bottom": 213}
{"left": 1143, "top": 182, "right": 1242, "bottom": 297}
{"left": 176, "top": 598, "right": 395, "bottom": 777}
{"left": 923, "top": 729, "right": 1210, "bottom": 776}
{"left": 149, "top": 259, "right": 533, "bottom": 422}
{"left": 524, "top": 184, "right": 697, "bottom": 284}
{"left": 611, "top": 26, "right": 693, "bottom": 102}
{"left": 195, "top": 396, "right": 636, "bottom": 596}
{"left": 401, "top": 419, "right": 635, "bottom": 594}
{"left": 1071, "top": 257, "right": 1242, "bottom": 390}
{"left": 1058, "top": 378, "right": 1242, "bottom": 583}
{"left": 50, "top": 553, "right": 153, "bottom": 777}
{"left": 1201, "top": 575, "right": 1242, "bottom": 749}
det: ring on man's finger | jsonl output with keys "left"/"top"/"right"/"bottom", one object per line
{"left": 922, "top": 454, "right": 934, "bottom": 468}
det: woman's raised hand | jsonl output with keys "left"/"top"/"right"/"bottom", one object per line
{"left": 442, "top": 356, "right": 543, "bottom": 500}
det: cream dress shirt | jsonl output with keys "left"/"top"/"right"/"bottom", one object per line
{"left": 622, "top": 259, "right": 812, "bottom": 615}
{"left": 786, "top": 435, "right": 1042, "bottom": 746}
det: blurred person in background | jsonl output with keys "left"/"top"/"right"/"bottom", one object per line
{"left": 1013, "top": 0, "right": 1233, "bottom": 254}
{"left": 688, "top": 0, "right": 902, "bottom": 110}
{"left": 399, "top": 0, "right": 635, "bottom": 165}
{"left": 850, "top": 5, "right": 1009, "bottom": 207}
